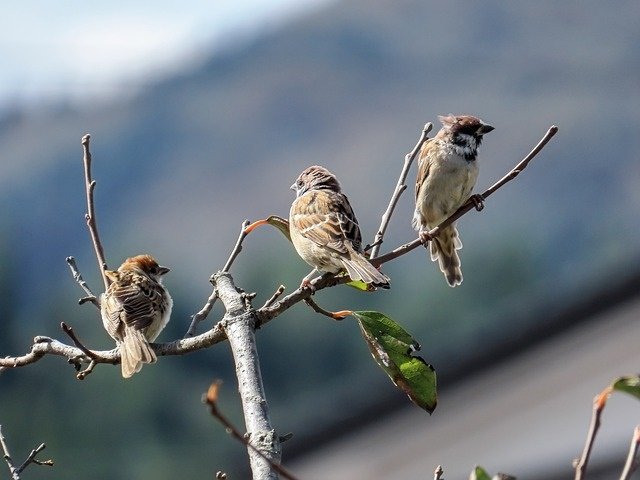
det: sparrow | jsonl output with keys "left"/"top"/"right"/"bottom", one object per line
{"left": 413, "top": 114, "right": 494, "bottom": 287}
{"left": 289, "top": 165, "right": 390, "bottom": 289}
{"left": 100, "top": 254, "right": 173, "bottom": 378}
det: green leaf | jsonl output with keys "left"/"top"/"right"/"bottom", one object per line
{"left": 469, "top": 467, "right": 516, "bottom": 480}
{"left": 352, "top": 310, "right": 437, "bottom": 413}
{"left": 611, "top": 375, "right": 640, "bottom": 401}
{"left": 345, "top": 279, "right": 376, "bottom": 292}
{"left": 469, "top": 467, "right": 492, "bottom": 480}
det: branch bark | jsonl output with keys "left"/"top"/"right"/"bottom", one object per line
{"left": 214, "top": 272, "right": 281, "bottom": 479}
{"left": 81, "top": 134, "right": 109, "bottom": 290}
{"left": 619, "top": 425, "right": 640, "bottom": 480}
{"left": 205, "top": 381, "right": 298, "bottom": 480}
{"left": 368, "top": 122, "right": 432, "bottom": 258}
{"left": 574, "top": 389, "right": 608, "bottom": 480}
{"left": 186, "top": 220, "right": 252, "bottom": 337}
{"left": 0, "top": 425, "right": 53, "bottom": 480}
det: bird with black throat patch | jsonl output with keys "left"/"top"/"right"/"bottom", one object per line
{"left": 289, "top": 165, "right": 390, "bottom": 289}
{"left": 413, "top": 114, "right": 494, "bottom": 287}
{"left": 100, "top": 254, "right": 172, "bottom": 378}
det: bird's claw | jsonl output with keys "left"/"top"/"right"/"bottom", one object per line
{"left": 419, "top": 230, "right": 433, "bottom": 245}
{"left": 300, "top": 279, "right": 316, "bottom": 294}
{"left": 470, "top": 194, "right": 485, "bottom": 212}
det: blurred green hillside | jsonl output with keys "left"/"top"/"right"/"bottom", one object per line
{"left": 1, "top": 0, "right": 639, "bottom": 477}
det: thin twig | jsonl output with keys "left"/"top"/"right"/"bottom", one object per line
{"left": 185, "top": 287, "right": 219, "bottom": 337}
{"left": 223, "top": 219, "right": 251, "bottom": 272}
{"left": 186, "top": 220, "right": 251, "bottom": 337}
{"left": 81, "top": 134, "right": 109, "bottom": 290}
{"left": 619, "top": 425, "right": 640, "bottom": 480}
{"left": 256, "top": 272, "right": 350, "bottom": 326}
{"left": 434, "top": 465, "right": 444, "bottom": 480}
{"left": 0, "top": 322, "right": 229, "bottom": 374}
{"left": 261, "top": 285, "right": 286, "bottom": 309}
{"left": 371, "top": 125, "right": 558, "bottom": 267}
{"left": 15, "top": 444, "right": 53, "bottom": 473}
{"left": 204, "top": 381, "right": 299, "bottom": 480}
{"left": 0, "top": 425, "right": 17, "bottom": 479}
{"left": 303, "top": 298, "right": 351, "bottom": 321}
{"left": 369, "top": 122, "right": 432, "bottom": 258}
{"left": 0, "top": 425, "right": 53, "bottom": 480}
{"left": 76, "top": 360, "right": 97, "bottom": 381}
{"left": 60, "top": 322, "right": 100, "bottom": 361}
{"left": 65, "top": 256, "right": 99, "bottom": 308}
{"left": 574, "top": 388, "right": 609, "bottom": 480}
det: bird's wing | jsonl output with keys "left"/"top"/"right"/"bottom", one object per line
{"left": 106, "top": 276, "right": 163, "bottom": 331}
{"left": 415, "top": 139, "right": 435, "bottom": 201}
{"left": 291, "top": 191, "right": 362, "bottom": 255}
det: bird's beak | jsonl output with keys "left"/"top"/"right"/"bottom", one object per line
{"left": 290, "top": 182, "right": 297, "bottom": 191}
{"left": 158, "top": 266, "right": 170, "bottom": 275}
{"left": 477, "top": 124, "right": 495, "bottom": 135}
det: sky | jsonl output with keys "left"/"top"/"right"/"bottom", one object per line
{"left": 0, "top": 0, "right": 329, "bottom": 110}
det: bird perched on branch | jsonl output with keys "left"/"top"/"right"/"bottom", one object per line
{"left": 413, "top": 114, "right": 494, "bottom": 287}
{"left": 289, "top": 165, "right": 390, "bottom": 289}
{"left": 100, "top": 254, "right": 172, "bottom": 378}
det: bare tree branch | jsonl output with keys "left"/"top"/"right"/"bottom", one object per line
{"left": 619, "top": 425, "right": 640, "bottom": 480}
{"left": 370, "top": 125, "right": 558, "bottom": 267}
{"left": 60, "top": 322, "right": 100, "bottom": 360}
{"left": 186, "top": 284, "right": 219, "bottom": 337}
{"left": 256, "top": 273, "right": 349, "bottom": 326}
{"left": 186, "top": 220, "right": 252, "bottom": 337}
{"left": 204, "top": 381, "right": 299, "bottom": 480}
{"left": 65, "top": 256, "right": 99, "bottom": 308}
{"left": 223, "top": 220, "right": 251, "bottom": 272}
{"left": 0, "top": 425, "right": 53, "bottom": 480}
{"left": 81, "top": 134, "right": 110, "bottom": 291}
{"left": 261, "top": 285, "right": 286, "bottom": 310}
{"left": 433, "top": 465, "right": 444, "bottom": 480}
{"left": 369, "top": 122, "right": 432, "bottom": 258}
{"left": 213, "top": 272, "right": 281, "bottom": 479}
{"left": 0, "top": 323, "right": 230, "bottom": 375}
{"left": 574, "top": 388, "right": 610, "bottom": 480}
{"left": 303, "top": 297, "right": 351, "bottom": 320}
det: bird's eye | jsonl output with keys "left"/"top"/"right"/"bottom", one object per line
{"left": 296, "top": 179, "right": 304, "bottom": 188}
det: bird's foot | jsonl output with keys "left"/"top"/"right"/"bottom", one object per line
{"left": 470, "top": 194, "right": 485, "bottom": 212}
{"left": 419, "top": 230, "right": 433, "bottom": 246}
{"left": 300, "top": 278, "right": 316, "bottom": 294}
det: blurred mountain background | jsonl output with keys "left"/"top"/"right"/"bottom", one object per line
{"left": 1, "top": 0, "right": 639, "bottom": 478}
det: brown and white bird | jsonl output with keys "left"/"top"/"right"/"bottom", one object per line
{"left": 413, "top": 114, "right": 494, "bottom": 287}
{"left": 100, "top": 254, "right": 172, "bottom": 378}
{"left": 289, "top": 165, "right": 390, "bottom": 289}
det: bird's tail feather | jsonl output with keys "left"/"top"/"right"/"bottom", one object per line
{"left": 120, "top": 328, "right": 156, "bottom": 378}
{"left": 430, "top": 226, "right": 463, "bottom": 287}
{"left": 342, "top": 251, "right": 390, "bottom": 289}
